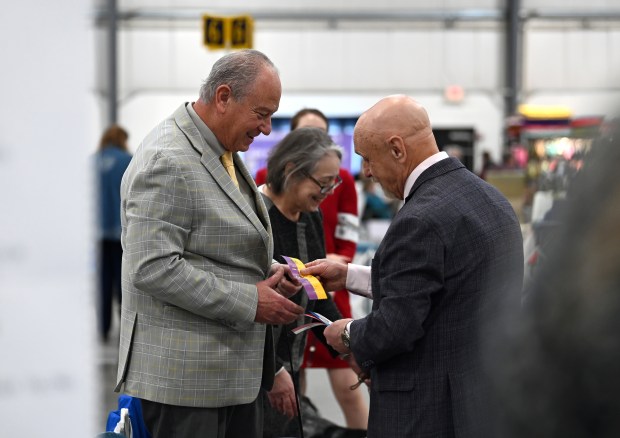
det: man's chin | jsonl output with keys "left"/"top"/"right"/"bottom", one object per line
{"left": 377, "top": 183, "right": 398, "bottom": 200}
{"left": 237, "top": 141, "right": 252, "bottom": 152}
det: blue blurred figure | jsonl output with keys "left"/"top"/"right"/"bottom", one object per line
{"left": 95, "top": 125, "right": 132, "bottom": 342}
{"left": 361, "top": 178, "right": 394, "bottom": 221}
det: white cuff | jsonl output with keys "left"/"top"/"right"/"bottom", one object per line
{"left": 346, "top": 264, "right": 372, "bottom": 296}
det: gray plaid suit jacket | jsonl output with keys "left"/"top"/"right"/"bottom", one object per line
{"left": 115, "top": 103, "right": 275, "bottom": 408}
{"left": 351, "top": 158, "right": 524, "bottom": 437}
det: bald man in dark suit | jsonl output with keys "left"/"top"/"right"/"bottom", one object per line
{"left": 303, "top": 95, "right": 524, "bottom": 437}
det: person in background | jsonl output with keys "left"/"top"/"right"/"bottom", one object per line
{"left": 360, "top": 176, "right": 394, "bottom": 221}
{"left": 258, "top": 126, "right": 345, "bottom": 437}
{"left": 479, "top": 150, "right": 498, "bottom": 180}
{"left": 255, "top": 108, "right": 368, "bottom": 430}
{"left": 500, "top": 150, "right": 519, "bottom": 169}
{"left": 302, "top": 95, "right": 524, "bottom": 437}
{"left": 94, "top": 124, "right": 132, "bottom": 343}
{"left": 115, "top": 49, "right": 304, "bottom": 438}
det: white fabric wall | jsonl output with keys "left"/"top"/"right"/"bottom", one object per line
{"left": 0, "top": 1, "right": 97, "bottom": 436}
{"left": 102, "top": 20, "right": 505, "bottom": 168}
{"left": 523, "top": 25, "right": 620, "bottom": 116}
{"left": 94, "top": 1, "right": 620, "bottom": 171}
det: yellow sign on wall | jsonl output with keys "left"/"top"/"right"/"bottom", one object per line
{"left": 202, "top": 14, "right": 253, "bottom": 50}
{"left": 203, "top": 15, "right": 226, "bottom": 49}
{"left": 230, "top": 16, "right": 253, "bottom": 49}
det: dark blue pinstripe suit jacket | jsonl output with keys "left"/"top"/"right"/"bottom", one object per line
{"left": 351, "top": 157, "right": 524, "bottom": 437}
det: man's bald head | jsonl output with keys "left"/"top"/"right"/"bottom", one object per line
{"left": 355, "top": 95, "right": 434, "bottom": 148}
{"left": 355, "top": 95, "right": 439, "bottom": 167}
{"left": 353, "top": 96, "right": 440, "bottom": 200}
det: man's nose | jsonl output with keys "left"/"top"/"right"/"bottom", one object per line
{"left": 259, "top": 117, "right": 272, "bottom": 136}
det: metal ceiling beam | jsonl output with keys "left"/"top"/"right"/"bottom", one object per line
{"left": 524, "top": 10, "right": 620, "bottom": 21}
{"left": 94, "top": 7, "right": 620, "bottom": 24}
{"left": 107, "top": 0, "right": 117, "bottom": 125}
{"left": 93, "top": 8, "right": 504, "bottom": 24}
{"left": 506, "top": 0, "right": 521, "bottom": 120}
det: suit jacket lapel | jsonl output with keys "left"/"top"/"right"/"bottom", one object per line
{"left": 172, "top": 105, "right": 273, "bottom": 264}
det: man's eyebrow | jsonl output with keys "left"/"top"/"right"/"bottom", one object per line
{"left": 257, "top": 105, "right": 278, "bottom": 113}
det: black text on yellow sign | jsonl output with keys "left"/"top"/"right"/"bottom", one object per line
{"left": 230, "top": 16, "right": 253, "bottom": 49}
{"left": 203, "top": 15, "right": 226, "bottom": 49}
{"left": 202, "top": 15, "right": 253, "bottom": 50}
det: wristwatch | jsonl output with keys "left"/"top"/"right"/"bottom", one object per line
{"left": 341, "top": 324, "right": 351, "bottom": 349}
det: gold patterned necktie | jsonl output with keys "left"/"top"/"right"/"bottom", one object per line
{"left": 220, "top": 151, "right": 239, "bottom": 188}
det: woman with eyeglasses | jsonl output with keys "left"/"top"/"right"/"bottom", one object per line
{"left": 258, "top": 126, "right": 345, "bottom": 437}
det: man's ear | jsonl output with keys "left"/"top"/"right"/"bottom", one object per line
{"left": 387, "top": 135, "right": 406, "bottom": 161}
{"left": 214, "top": 85, "right": 232, "bottom": 113}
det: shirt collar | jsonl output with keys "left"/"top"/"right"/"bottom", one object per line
{"left": 186, "top": 102, "right": 226, "bottom": 157}
{"left": 403, "top": 151, "right": 449, "bottom": 201}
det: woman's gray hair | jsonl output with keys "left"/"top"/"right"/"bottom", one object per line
{"left": 266, "top": 127, "right": 343, "bottom": 195}
{"left": 199, "top": 49, "right": 277, "bottom": 103}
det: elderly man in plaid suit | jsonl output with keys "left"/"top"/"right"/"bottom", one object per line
{"left": 115, "top": 50, "right": 304, "bottom": 437}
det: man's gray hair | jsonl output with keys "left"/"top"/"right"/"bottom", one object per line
{"left": 199, "top": 49, "right": 277, "bottom": 103}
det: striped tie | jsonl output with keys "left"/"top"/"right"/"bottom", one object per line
{"left": 220, "top": 151, "right": 239, "bottom": 188}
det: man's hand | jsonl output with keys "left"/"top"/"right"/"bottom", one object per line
{"left": 300, "top": 259, "right": 348, "bottom": 292}
{"left": 269, "top": 263, "right": 302, "bottom": 298}
{"left": 267, "top": 370, "right": 297, "bottom": 418}
{"left": 255, "top": 269, "right": 304, "bottom": 324}
{"left": 323, "top": 318, "right": 353, "bottom": 354}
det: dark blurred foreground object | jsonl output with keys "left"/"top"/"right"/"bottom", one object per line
{"left": 487, "top": 120, "right": 620, "bottom": 437}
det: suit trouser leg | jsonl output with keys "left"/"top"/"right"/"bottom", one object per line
{"left": 141, "top": 396, "right": 263, "bottom": 438}
{"left": 98, "top": 240, "right": 123, "bottom": 341}
{"left": 98, "top": 240, "right": 113, "bottom": 340}
{"left": 110, "top": 240, "right": 123, "bottom": 312}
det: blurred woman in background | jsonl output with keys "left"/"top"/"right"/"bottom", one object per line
{"left": 94, "top": 125, "right": 132, "bottom": 343}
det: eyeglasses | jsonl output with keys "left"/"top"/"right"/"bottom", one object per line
{"left": 304, "top": 173, "right": 343, "bottom": 194}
